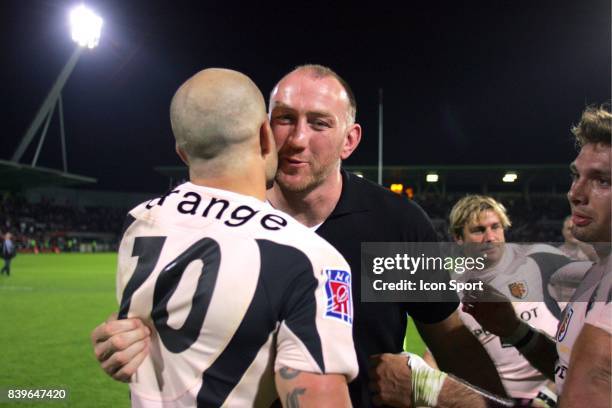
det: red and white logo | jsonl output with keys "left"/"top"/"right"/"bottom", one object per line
{"left": 324, "top": 269, "right": 352, "bottom": 324}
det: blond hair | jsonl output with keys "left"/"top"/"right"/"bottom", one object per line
{"left": 449, "top": 195, "right": 511, "bottom": 238}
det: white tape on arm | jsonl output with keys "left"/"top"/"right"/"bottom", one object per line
{"left": 402, "top": 352, "right": 448, "bottom": 407}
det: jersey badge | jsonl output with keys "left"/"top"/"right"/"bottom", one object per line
{"left": 556, "top": 307, "right": 573, "bottom": 342}
{"left": 508, "top": 281, "right": 528, "bottom": 299}
{"left": 324, "top": 269, "right": 352, "bottom": 325}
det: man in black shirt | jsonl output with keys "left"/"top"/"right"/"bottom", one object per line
{"left": 92, "top": 64, "right": 505, "bottom": 406}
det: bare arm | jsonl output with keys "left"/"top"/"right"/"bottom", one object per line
{"left": 90, "top": 313, "right": 150, "bottom": 382}
{"left": 275, "top": 367, "right": 351, "bottom": 408}
{"left": 422, "top": 348, "right": 439, "bottom": 369}
{"left": 415, "top": 310, "right": 506, "bottom": 396}
{"left": 559, "top": 324, "right": 611, "bottom": 408}
{"left": 368, "top": 353, "right": 513, "bottom": 408}
{"left": 434, "top": 375, "right": 514, "bottom": 408}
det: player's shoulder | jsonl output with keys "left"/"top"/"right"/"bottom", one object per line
{"left": 273, "top": 214, "right": 349, "bottom": 268}
{"left": 344, "top": 171, "right": 431, "bottom": 222}
{"left": 522, "top": 243, "right": 566, "bottom": 257}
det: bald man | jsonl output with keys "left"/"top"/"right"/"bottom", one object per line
{"left": 93, "top": 68, "right": 358, "bottom": 407}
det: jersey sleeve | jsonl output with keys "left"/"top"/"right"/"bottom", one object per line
{"left": 274, "top": 245, "right": 359, "bottom": 382}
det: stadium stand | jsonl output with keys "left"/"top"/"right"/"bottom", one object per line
{"left": 0, "top": 188, "right": 153, "bottom": 253}
{"left": 1, "top": 164, "right": 569, "bottom": 254}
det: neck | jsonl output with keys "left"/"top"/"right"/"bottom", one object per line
{"left": 267, "top": 169, "right": 343, "bottom": 228}
{"left": 188, "top": 161, "right": 267, "bottom": 202}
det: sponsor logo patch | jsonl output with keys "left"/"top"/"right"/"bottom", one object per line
{"left": 508, "top": 281, "right": 528, "bottom": 299}
{"left": 324, "top": 269, "right": 352, "bottom": 324}
{"left": 556, "top": 308, "right": 573, "bottom": 342}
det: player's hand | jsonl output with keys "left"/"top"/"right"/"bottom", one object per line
{"left": 368, "top": 353, "right": 413, "bottom": 408}
{"left": 91, "top": 313, "right": 151, "bottom": 382}
{"left": 462, "top": 283, "right": 519, "bottom": 337}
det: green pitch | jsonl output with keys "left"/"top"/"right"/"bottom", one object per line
{"left": 0, "top": 254, "right": 128, "bottom": 407}
{"left": 0, "top": 253, "right": 426, "bottom": 407}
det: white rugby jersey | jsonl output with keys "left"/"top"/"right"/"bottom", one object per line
{"left": 459, "top": 303, "right": 557, "bottom": 398}
{"left": 464, "top": 244, "right": 591, "bottom": 315}
{"left": 460, "top": 244, "right": 591, "bottom": 398}
{"left": 555, "top": 256, "right": 611, "bottom": 394}
{"left": 116, "top": 182, "right": 358, "bottom": 407}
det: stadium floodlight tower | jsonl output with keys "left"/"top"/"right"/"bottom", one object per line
{"left": 11, "top": 4, "right": 103, "bottom": 172}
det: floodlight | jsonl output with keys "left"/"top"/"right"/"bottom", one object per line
{"left": 70, "top": 5, "right": 103, "bottom": 49}
{"left": 426, "top": 173, "right": 439, "bottom": 183}
{"left": 11, "top": 5, "right": 103, "bottom": 168}
{"left": 390, "top": 183, "right": 403, "bottom": 194}
{"left": 354, "top": 171, "right": 364, "bottom": 178}
{"left": 502, "top": 172, "right": 518, "bottom": 183}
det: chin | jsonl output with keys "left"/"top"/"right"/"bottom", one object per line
{"left": 572, "top": 226, "right": 597, "bottom": 243}
{"left": 275, "top": 173, "right": 314, "bottom": 193}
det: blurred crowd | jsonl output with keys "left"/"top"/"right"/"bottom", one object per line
{"left": 0, "top": 191, "right": 569, "bottom": 253}
{"left": 0, "top": 194, "right": 126, "bottom": 253}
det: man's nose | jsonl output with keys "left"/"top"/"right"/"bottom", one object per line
{"left": 483, "top": 228, "right": 496, "bottom": 242}
{"left": 568, "top": 177, "right": 588, "bottom": 206}
{"left": 286, "top": 118, "right": 309, "bottom": 149}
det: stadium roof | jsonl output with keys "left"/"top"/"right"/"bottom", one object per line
{"left": 155, "top": 163, "right": 570, "bottom": 194}
{"left": 0, "top": 159, "right": 96, "bottom": 191}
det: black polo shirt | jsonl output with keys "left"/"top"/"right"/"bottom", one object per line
{"left": 316, "top": 169, "right": 458, "bottom": 407}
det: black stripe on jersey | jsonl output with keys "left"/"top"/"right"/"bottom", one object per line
{"left": 529, "top": 252, "right": 573, "bottom": 319}
{"left": 153, "top": 237, "right": 222, "bottom": 353}
{"left": 197, "top": 239, "right": 323, "bottom": 407}
{"left": 118, "top": 236, "right": 166, "bottom": 319}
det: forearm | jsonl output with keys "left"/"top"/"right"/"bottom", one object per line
{"left": 435, "top": 375, "right": 514, "bottom": 408}
{"left": 502, "top": 321, "right": 557, "bottom": 380}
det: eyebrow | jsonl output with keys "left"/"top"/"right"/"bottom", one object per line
{"left": 271, "top": 102, "right": 335, "bottom": 120}
{"left": 271, "top": 101, "right": 293, "bottom": 111}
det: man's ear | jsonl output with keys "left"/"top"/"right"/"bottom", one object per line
{"left": 259, "top": 119, "right": 276, "bottom": 158}
{"left": 175, "top": 144, "right": 189, "bottom": 166}
{"left": 340, "top": 123, "right": 362, "bottom": 160}
{"left": 454, "top": 234, "right": 464, "bottom": 245}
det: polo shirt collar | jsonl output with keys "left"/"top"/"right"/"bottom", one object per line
{"left": 327, "top": 168, "right": 371, "bottom": 218}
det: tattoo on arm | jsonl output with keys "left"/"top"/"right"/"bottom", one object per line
{"left": 279, "top": 367, "right": 301, "bottom": 380}
{"left": 286, "top": 388, "right": 306, "bottom": 408}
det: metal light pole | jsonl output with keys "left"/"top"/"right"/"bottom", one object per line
{"left": 11, "top": 5, "right": 103, "bottom": 172}
{"left": 377, "top": 88, "right": 383, "bottom": 185}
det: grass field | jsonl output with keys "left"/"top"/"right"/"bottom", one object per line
{"left": 0, "top": 253, "right": 426, "bottom": 407}
{"left": 0, "top": 254, "right": 128, "bottom": 407}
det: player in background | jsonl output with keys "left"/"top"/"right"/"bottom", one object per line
{"left": 423, "top": 195, "right": 591, "bottom": 406}
{"left": 368, "top": 105, "right": 610, "bottom": 408}
{"left": 463, "top": 105, "right": 611, "bottom": 408}
{"left": 1, "top": 232, "right": 16, "bottom": 276}
{"left": 93, "top": 68, "right": 358, "bottom": 407}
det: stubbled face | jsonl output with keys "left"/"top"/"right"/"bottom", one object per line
{"left": 269, "top": 71, "right": 351, "bottom": 193}
{"left": 568, "top": 143, "right": 611, "bottom": 244}
{"left": 456, "top": 210, "right": 506, "bottom": 267}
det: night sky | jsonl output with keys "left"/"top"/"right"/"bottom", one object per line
{"left": 1, "top": 0, "right": 610, "bottom": 193}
